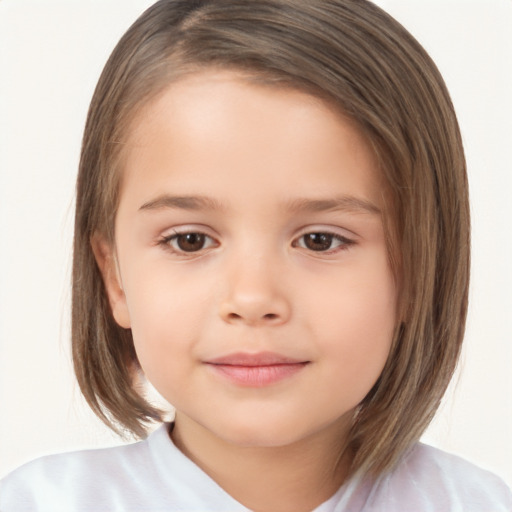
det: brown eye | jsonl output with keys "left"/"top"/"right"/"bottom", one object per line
{"left": 303, "top": 233, "right": 335, "bottom": 251}
{"left": 165, "top": 232, "right": 216, "bottom": 253}
{"left": 295, "top": 232, "right": 353, "bottom": 253}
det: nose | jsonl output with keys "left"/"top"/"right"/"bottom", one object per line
{"left": 219, "top": 255, "right": 291, "bottom": 327}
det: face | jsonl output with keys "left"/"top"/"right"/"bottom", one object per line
{"left": 96, "top": 71, "right": 397, "bottom": 449}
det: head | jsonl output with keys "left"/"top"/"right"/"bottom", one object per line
{"left": 73, "top": 0, "right": 469, "bottom": 478}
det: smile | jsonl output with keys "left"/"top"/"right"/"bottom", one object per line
{"left": 204, "top": 352, "right": 310, "bottom": 387}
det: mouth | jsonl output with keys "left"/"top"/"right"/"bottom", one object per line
{"left": 204, "top": 352, "right": 310, "bottom": 387}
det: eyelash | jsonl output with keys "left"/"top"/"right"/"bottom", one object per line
{"left": 159, "top": 231, "right": 218, "bottom": 255}
{"left": 292, "top": 232, "right": 355, "bottom": 254}
{"left": 158, "top": 230, "right": 355, "bottom": 256}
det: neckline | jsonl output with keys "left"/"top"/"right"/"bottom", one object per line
{"left": 146, "top": 422, "right": 369, "bottom": 511}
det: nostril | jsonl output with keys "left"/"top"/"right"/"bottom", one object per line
{"left": 226, "top": 312, "right": 279, "bottom": 322}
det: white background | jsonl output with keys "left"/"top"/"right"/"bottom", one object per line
{"left": 0, "top": 0, "right": 511, "bottom": 488}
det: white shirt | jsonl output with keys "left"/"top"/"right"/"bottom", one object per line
{"left": 1, "top": 423, "right": 511, "bottom": 511}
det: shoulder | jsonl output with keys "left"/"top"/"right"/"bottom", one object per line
{"left": 367, "top": 443, "right": 512, "bottom": 512}
{"left": 0, "top": 424, "right": 248, "bottom": 512}
{"left": 0, "top": 432, "right": 159, "bottom": 511}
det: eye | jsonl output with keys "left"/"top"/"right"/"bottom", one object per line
{"left": 162, "top": 232, "right": 217, "bottom": 253}
{"left": 295, "top": 232, "right": 353, "bottom": 252}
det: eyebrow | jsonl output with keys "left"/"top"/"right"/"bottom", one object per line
{"left": 138, "top": 194, "right": 381, "bottom": 215}
{"left": 139, "top": 195, "right": 225, "bottom": 212}
{"left": 284, "top": 196, "right": 381, "bottom": 215}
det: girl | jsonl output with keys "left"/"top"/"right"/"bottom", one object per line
{"left": 1, "top": 1, "right": 511, "bottom": 510}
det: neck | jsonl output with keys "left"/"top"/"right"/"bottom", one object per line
{"left": 171, "top": 416, "right": 353, "bottom": 512}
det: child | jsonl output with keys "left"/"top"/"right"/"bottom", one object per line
{"left": 1, "top": 0, "right": 511, "bottom": 510}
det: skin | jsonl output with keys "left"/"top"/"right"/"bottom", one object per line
{"left": 93, "top": 71, "right": 397, "bottom": 511}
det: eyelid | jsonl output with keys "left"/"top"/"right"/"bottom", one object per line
{"left": 158, "top": 224, "right": 218, "bottom": 240}
{"left": 158, "top": 225, "right": 220, "bottom": 256}
{"left": 292, "top": 226, "right": 357, "bottom": 254}
{"left": 294, "top": 224, "right": 358, "bottom": 241}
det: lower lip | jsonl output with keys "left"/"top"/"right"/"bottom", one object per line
{"left": 206, "top": 363, "right": 308, "bottom": 387}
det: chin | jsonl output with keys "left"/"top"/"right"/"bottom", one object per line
{"left": 212, "top": 415, "right": 328, "bottom": 449}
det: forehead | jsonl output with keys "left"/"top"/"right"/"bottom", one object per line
{"left": 126, "top": 70, "right": 351, "bottom": 146}
{"left": 119, "top": 70, "right": 387, "bottom": 214}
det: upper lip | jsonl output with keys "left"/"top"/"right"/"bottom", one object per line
{"left": 205, "top": 352, "right": 308, "bottom": 367}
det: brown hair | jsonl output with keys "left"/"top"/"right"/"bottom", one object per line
{"left": 72, "top": 0, "right": 469, "bottom": 478}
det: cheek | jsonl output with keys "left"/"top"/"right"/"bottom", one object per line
{"left": 122, "top": 265, "right": 210, "bottom": 378}
{"left": 309, "top": 257, "right": 396, "bottom": 390}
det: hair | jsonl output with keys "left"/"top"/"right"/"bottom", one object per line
{"left": 72, "top": 0, "right": 470, "bottom": 479}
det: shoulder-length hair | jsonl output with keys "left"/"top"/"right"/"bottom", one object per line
{"left": 73, "top": 0, "right": 469, "bottom": 478}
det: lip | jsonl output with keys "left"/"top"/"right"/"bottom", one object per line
{"left": 204, "top": 352, "right": 310, "bottom": 387}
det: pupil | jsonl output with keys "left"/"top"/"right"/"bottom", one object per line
{"left": 305, "top": 233, "right": 332, "bottom": 251}
{"left": 178, "top": 233, "right": 205, "bottom": 252}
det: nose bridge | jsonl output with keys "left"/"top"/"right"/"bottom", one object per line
{"left": 219, "top": 239, "right": 291, "bottom": 326}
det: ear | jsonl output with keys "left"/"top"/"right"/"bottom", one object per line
{"left": 90, "top": 234, "right": 131, "bottom": 329}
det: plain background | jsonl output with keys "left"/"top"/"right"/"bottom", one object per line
{"left": 0, "top": 0, "right": 511, "bottom": 488}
